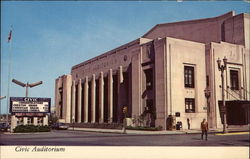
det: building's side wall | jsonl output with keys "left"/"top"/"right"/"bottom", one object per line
{"left": 243, "top": 14, "right": 250, "bottom": 49}
{"left": 166, "top": 37, "right": 207, "bottom": 130}
{"left": 210, "top": 42, "right": 247, "bottom": 128}
{"left": 55, "top": 75, "right": 72, "bottom": 123}
{"left": 223, "top": 14, "right": 246, "bottom": 48}
{"left": 55, "top": 78, "right": 62, "bottom": 118}
{"left": 71, "top": 38, "right": 152, "bottom": 81}
{"left": 143, "top": 12, "right": 234, "bottom": 44}
{"left": 245, "top": 50, "right": 250, "bottom": 101}
{"left": 154, "top": 38, "right": 167, "bottom": 129}
{"left": 64, "top": 75, "right": 72, "bottom": 123}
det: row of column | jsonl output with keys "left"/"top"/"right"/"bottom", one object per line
{"left": 71, "top": 67, "right": 123, "bottom": 124}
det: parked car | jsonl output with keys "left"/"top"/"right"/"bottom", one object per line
{"left": 0, "top": 123, "right": 10, "bottom": 132}
{"left": 51, "top": 123, "right": 69, "bottom": 130}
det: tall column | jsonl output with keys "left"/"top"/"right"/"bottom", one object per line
{"left": 99, "top": 72, "right": 104, "bottom": 123}
{"left": 119, "top": 66, "right": 124, "bottom": 83}
{"left": 108, "top": 69, "right": 113, "bottom": 123}
{"left": 91, "top": 74, "right": 96, "bottom": 123}
{"left": 71, "top": 80, "right": 76, "bottom": 123}
{"left": 118, "top": 66, "right": 124, "bottom": 123}
{"left": 65, "top": 75, "right": 72, "bottom": 123}
{"left": 77, "top": 79, "right": 82, "bottom": 123}
{"left": 84, "top": 76, "right": 89, "bottom": 123}
{"left": 131, "top": 53, "right": 141, "bottom": 122}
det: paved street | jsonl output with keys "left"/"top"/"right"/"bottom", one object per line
{"left": 0, "top": 130, "right": 249, "bottom": 146}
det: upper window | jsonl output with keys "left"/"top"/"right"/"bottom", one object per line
{"left": 185, "top": 98, "right": 195, "bottom": 113}
{"left": 230, "top": 70, "right": 239, "bottom": 90}
{"left": 184, "top": 66, "right": 195, "bottom": 88}
{"left": 145, "top": 69, "right": 153, "bottom": 90}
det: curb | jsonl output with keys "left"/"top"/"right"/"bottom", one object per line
{"left": 68, "top": 127, "right": 249, "bottom": 135}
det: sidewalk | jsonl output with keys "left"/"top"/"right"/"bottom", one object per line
{"left": 68, "top": 125, "right": 249, "bottom": 135}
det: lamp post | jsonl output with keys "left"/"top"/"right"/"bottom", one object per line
{"left": 217, "top": 56, "right": 228, "bottom": 133}
{"left": 72, "top": 116, "right": 75, "bottom": 131}
{"left": 12, "top": 79, "right": 43, "bottom": 97}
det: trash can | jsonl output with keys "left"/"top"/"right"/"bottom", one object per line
{"left": 176, "top": 121, "right": 182, "bottom": 130}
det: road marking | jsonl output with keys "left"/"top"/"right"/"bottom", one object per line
{"left": 215, "top": 132, "right": 249, "bottom": 136}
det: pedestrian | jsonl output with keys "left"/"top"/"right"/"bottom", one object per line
{"left": 187, "top": 118, "right": 190, "bottom": 130}
{"left": 201, "top": 118, "right": 208, "bottom": 140}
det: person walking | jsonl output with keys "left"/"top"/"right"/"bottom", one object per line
{"left": 187, "top": 118, "right": 190, "bottom": 130}
{"left": 201, "top": 118, "right": 208, "bottom": 140}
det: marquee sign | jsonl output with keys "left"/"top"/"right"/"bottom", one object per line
{"left": 10, "top": 97, "right": 51, "bottom": 114}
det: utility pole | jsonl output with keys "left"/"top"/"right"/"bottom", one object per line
{"left": 217, "top": 56, "right": 228, "bottom": 133}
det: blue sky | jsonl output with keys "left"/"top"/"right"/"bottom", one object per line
{"left": 1, "top": 1, "right": 249, "bottom": 114}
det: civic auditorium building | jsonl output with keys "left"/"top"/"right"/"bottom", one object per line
{"left": 55, "top": 11, "right": 250, "bottom": 130}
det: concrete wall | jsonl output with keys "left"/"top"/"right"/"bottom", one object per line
{"left": 208, "top": 42, "right": 248, "bottom": 128}
{"left": 154, "top": 38, "right": 167, "bottom": 129}
{"left": 243, "top": 14, "right": 250, "bottom": 49}
{"left": 55, "top": 74, "right": 72, "bottom": 123}
{"left": 223, "top": 14, "right": 246, "bottom": 48}
{"left": 166, "top": 37, "right": 207, "bottom": 130}
{"left": 143, "top": 12, "right": 235, "bottom": 44}
{"left": 71, "top": 38, "right": 152, "bottom": 81}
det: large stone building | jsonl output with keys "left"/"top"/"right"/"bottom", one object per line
{"left": 55, "top": 11, "right": 250, "bottom": 130}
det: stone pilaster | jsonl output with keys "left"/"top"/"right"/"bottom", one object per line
{"left": 71, "top": 80, "right": 76, "bottom": 123}
{"left": 77, "top": 79, "right": 82, "bottom": 123}
{"left": 65, "top": 75, "right": 72, "bottom": 123}
{"left": 99, "top": 72, "right": 104, "bottom": 123}
{"left": 91, "top": 74, "right": 96, "bottom": 123}
{"left": 119, "top": 66, "right": 124, "bottom": 83}
{"left": 108, "top": 69, "right": 113, "bottom": 123}
{"left": 84, "top": 76, "right": 89, "bottom": 123}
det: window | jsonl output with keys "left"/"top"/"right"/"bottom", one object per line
{"left": 185, "top": 98, "right": 195, "bottom": 113}
{"left": 230, "top": 70, "right": 239, "bottom": 90}
{"left": 184, "top": 66, "right": 194, "bottom": 88}
{"left": 144, "top": 69, "right": 153, "bottom": 90}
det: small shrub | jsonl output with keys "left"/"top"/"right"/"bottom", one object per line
{"left": 126, "top": 126, "right": 163, "bottom": 131}
{"left": 14, "top": 125, "right": 51, "bottom": 133}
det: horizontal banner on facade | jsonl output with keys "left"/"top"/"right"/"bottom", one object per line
{"left": 10, "top": 97, "right": 51, "bottom": 114}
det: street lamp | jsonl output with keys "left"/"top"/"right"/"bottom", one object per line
{"left": 217, "top": 56, "right": 228, "bottom": 133}
{"left": 12, "top": 79, "right": 43, "bottom": 97}
{"left": 72, "top": 116, "right": 75, "bottom": 131}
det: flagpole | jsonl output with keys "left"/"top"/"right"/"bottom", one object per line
{"left": 6, "top": 26, "right": 13, "bottom": 125}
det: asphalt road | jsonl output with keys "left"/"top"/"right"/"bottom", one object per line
{"left": 0, "top": 130, "right": 249, "bottom": 146}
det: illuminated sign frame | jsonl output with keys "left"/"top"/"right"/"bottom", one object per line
{"left": 10, "top": 97, "right": 51, "bottom": 114}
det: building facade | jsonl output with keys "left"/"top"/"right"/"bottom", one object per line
{"left": 55, "top": 11, "right": 250, "bottom": 130}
